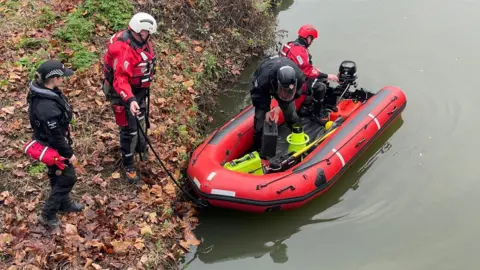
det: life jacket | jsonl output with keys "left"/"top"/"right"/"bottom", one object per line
{"left": 280, "top": 40, "right": 313, "bottom": 65}
{"left": 104, "top": 30, "right": 156, "bottom": 89}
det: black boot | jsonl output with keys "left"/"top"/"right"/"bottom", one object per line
{"left": 125, "top": 166, "right": 140, "bottom": 184}
{"left": 38, "top": 213, "right": 61, "bottom": 229}
{"left": 138, "top": 147, "right": 149, "bottom": 161}
{"left": 311, "top": 102, "right": 329, "bottom": 126}
{"left": 59, "top": 198, "right": 84, "bottom": 214}
{"left": 298, "top": 96, "right": 314, "bottom": 117}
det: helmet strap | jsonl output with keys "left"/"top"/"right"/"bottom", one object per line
{"left": 129, "top": 30, "right": 148, "bottom": 45}
{"left": 296, "top": 37, "right": 310, "bottom": 48}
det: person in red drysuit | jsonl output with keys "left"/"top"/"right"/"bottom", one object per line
{"left": 102, "top": 12, "right": 157, "bottom": 184}
{"left": 280, "top": 24, "right": 339, "bottom": 123}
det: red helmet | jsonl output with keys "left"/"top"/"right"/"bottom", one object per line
{"left": 298, "top": 24, "right": 318, "bottom": 39}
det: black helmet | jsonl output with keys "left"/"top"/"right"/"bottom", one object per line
{"left": 338, "top": 60, "right": 357, "bottom": 83}
{"left": 276, "top": 65, "right": 297, "bottom": 101}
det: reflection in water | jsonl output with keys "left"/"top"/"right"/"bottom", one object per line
{"left": 181, "top": 118, "right": 403, "bottom": 267}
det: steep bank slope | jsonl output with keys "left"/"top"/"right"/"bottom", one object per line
{"left": 0, "top": 0, "right": 277, "bottom": 268}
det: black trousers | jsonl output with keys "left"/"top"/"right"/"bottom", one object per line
{"left": 105, "top": 83, "right": 148, "bottom": 168}
{"left": 299, "top": 80, "right": 328, "bottom": 116}
{"left": 42, "top": 164, "right": 77, "bottom": 218}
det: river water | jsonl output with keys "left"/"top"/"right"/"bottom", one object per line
{"left": 181, "top": 0, "right": 480, "bottom": 269}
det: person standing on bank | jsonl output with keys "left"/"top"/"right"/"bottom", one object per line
{"left": 26, "top": 60, "right": 84, "bottom": 229}
{"left": 102, "top": 12, "right": 157, "bottom": 184}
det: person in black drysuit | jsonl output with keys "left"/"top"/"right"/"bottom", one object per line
{"left": 250, "top": 55, "right": 325, "bottom": 152}
{"left": 27, "top": 60, "right": 84, "bottom": 228}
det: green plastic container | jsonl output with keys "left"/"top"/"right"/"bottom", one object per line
{"left": 223, "top": 151, "right": 264, "bottom": 175}
{"left": 286, "top": 124, "right": 310, "bottom": 153}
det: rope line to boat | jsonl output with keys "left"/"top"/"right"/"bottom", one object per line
{"left": 255, "top": 96, "right": 398, "bottom": 190}
{"left": 135, "top": 118, "right": 209, "bottom": 208}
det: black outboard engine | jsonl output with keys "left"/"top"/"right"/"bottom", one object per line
{"left": 338, "top": 60, "right": 358, "bottom": 85}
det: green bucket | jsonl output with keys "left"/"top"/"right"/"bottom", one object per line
{"left": 286, "top": 124, "right": 310, "bottom": 153}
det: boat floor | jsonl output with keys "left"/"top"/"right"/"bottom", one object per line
{"left": 270, "top": 116, "right": 326, "bottom": 161}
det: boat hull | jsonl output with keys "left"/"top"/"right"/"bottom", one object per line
{"left": 186, "top": 86, "right": 407, "bottom": 212}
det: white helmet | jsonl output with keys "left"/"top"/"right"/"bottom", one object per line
{"left": 129, "top": 12, "right": 157, "bottom": 34}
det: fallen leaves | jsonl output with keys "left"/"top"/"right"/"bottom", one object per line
{"left": 0, "top": 0, "right": 265, "bottom": 267}
{"left": 140, "top": 225, "right": 153, "bottom": 236}
{"left": 0, "top": 183, "right": 201, "bottom": 268}
{"left": 2, "top": 106, "right": 15, "bottom": 115}
{"left": 163, "top": 183, "right": 176, "bottom": 196}
{"left": 111, "top": 240, "right": 131, "bottom": 255}
{"left": 179, "top": 228, "right": 201, "bottom": 251}
{"left": 182, "top": 80, "right": 195, "bottom": 88}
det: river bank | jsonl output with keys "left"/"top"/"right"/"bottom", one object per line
{"left": 0, "top": 0, "right": 277, "bottom": 268}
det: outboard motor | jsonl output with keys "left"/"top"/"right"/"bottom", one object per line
{"left": 338, "top": 60, "right": 358, "bottom": 85}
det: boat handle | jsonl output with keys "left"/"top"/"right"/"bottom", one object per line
{"left": 276, "top": 185, "right": 296, "bottom": 194}
{"left": 355, "top": 138, "right": 366, "bottom": 148}
{"left": 387, "top": 105, "right": 397, "bottom": 115}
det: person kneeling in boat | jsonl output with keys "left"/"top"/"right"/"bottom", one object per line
{"left": 250, "top": 56, "right": 308, "bottom": 152}
{"left": 26, "top": 60, "right": 84, "bottom": 228}
{"left": 280, "top": 24, "right": 339, "bottom": 123}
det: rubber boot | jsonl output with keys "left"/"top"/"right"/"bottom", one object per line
{"left": 298, "top": 96, "right": 314, "bottom": 117}
{"left": 311, "top": 102, "right": 329, "bottom": 126}
{"left": 139, "top": 148, "right": 149, "bottom": 161}
{"left": 125, "top": 166, "right": 140, "bottom": 184}
{"left": 38, "top": 214, "right": 61, "bottom": 229}
{"left": 59, "top": 199, "right": 84, "bottom": 214}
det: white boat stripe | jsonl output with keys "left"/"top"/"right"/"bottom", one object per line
{"left": 211, "top": 189, "right": 236, "bottom": 197}
{"left": 193, "top": 177, "right": 201, "bottom": 188}
{"left": 207, "top": 172, "right": 216, "bottom": 181}
{"left": 332, "top": 148, "right": 346, "bottom": 167}
{"left": 368, "top": 113, "right": 381, "bottom": 130}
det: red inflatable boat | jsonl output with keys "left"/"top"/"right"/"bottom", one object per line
{"left": 186, "top": 76, "right": 406, "bottom": 213}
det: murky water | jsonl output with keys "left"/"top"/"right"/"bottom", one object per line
{"left": 182, "top": 0, "right": 480, "bottom": 269}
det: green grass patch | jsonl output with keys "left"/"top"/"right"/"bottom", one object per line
{"left": 82, "top": 0, "right": 135, "bottom": 31}
{"left": 67, "top": 42, "right": 97, "bottom": 71}
{"left": 36, "top": 6, "right": 55, "bottom": 28}
{"left": 16, "top": 50, "right": 49, "bottom": 80}
{"left": 55, "top": 11, "right": 94, "bottom": 42}
{"left": 16, "top": 38, "right": 47, "bottom": 50}
{"left": 27, "top": 163, "right": 46, "bottom": 177}
{"left": 53, "top": 0, "right": 135, "bottom": 72}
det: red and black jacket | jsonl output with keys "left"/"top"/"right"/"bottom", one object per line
{"left": 280, "top": 38, "right": 328, "bottom": 80}
{"left": 103, "top": 30, "right": 156, "bottom": 105}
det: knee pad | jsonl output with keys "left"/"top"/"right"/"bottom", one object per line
{"left": 112, "top": 105, "right": 128, "bottom": 127}
{"left": 312, "top": 82, "right": 327, "bottom": 102}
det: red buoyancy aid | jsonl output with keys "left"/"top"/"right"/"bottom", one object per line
{"left": 24, "top": 139, "right": 67, "bottom": 170}
{"left": 103, "top": 30, "right": 156, "bottom": 91}
{"left": 280, "top": 41, "right": 321, "bottom": 79}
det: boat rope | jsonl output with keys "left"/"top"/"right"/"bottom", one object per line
{"left": 256, "top": 96, "right": 398, "bottom": 190}
{"left": 135, "top": 117, "right": 209, "bottom": 208}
